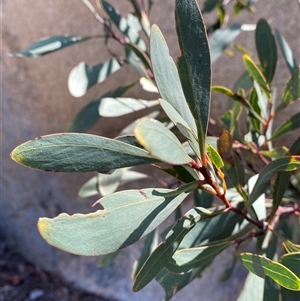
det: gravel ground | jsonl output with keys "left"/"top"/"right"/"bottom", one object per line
{"left": 0, "top": 238, "right": 111, "bottom": 301}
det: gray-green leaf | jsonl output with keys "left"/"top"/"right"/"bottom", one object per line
{"left": 175, "top": 0, "right": 211, "bottom": 159}
{"left": 37, "top": 181, "right": 198, "bottom": 255}
{"left": 134, "top": 118, "right": 192, "bottom": 165}
{"left": 68, "top": 59, "right": 122, "bottom": 97}
{"left": 11, "top": 133, "right": 157, "bottom": 172}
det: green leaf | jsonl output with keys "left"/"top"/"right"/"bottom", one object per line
{"left": 159, "top": 99, "right": 200, "bottom": 158}
{"left": 150, "top": 25, "right": 197, "bottom": 135}
{"left": 99, "top": 97, "right": 159, "bottom": 117}
{"left": 260, "top": 146, "right": 289, "bottom": 160}
{"left": 243, "top": 55, "right": 271, "bottom": 99}
{"left": 212, "top": 86, "right": 251, "bottom": 109}
{"left": 276, "top": 67, "right": 300, "bottom": 113}
{"left": 240, "top": 253, "right": 300, "bottom": 291}
{"left": 275, "top": 29, "right": 298, "bottom": 74}
{"left": 37, "top": 181, "right": 198, "bottom": 255}
{"left": 290, "top": 136, "right": 300, "bottom": 154}
{"left": 134, "top": 119, "right": 192, "bottom": 165}
{"left": 68, "top": 59, "right": 122, "bottom": 97}
{"left": 11, "top": 133, "right": 158, "bottom": 172}
{"left": 98, "top": 169, "right": 123, "bottom": 196}
{"left": 133, "top": 207, "right": 210, "bottom": 291}
{"left": 224, "top": 153, "right": 246, "bottom": 187}
{"left": 248, "top": 156, "right": 300, "bottom": 209}
{"left": 283, "top": 241, "right": 300, "bottom": 253}
{"left": 78, "top": 175, "right": 99, "bottom": 198}
{"left": 125, "top": 43, "right": 152, "bottom": 71}
{"left": 68, "top": 82, "right": 136, "bottom": 132}
{"left": 132, "top": 229, "right": 159, "bottom": 279}
{"left": 162, "top": 165, "right": 198, "bottom": 184}
{"left": 203, "top": 0, "right": 222, "bottom": 12}
{"left": 207, "top": 144, "right": 224, "bottom": 170}
{"left": 193, "top": 189, "right": 213, "bottom": 208}
{"left": 155, "top": 267, "right": 203, "bottom": 301}
{"left": 102, "top": 0, "right": 146, "bottom": 50}
{"left": 165, "top": 241, "right": 232, "bottom": 274}
{"left": 125, "top": 46, "right": 149, "bottom": 78}
{"left": 281, "top": 253, "right": 300, "bottom": 277}
{"left": 255, "top": 19, "right": 277, "bottom": 83}
{"left": 97, "top": 250, "right": 121, "bottom": 267}
{"left": 139, "top": 77, "right": 158, "bottom": 93}
{"left": 175, "top": 0, "right": 211, "bottom": 159}
{"left": 119, "top": 169, "right": 148, "bottom": 185}
{"left": 10, "top": 36, "right": 95, "bottom": 57}
{"left": 179, "top": 208, "right": 245, "bottom": 249}
{"left": 237, "top": 272, "right": 264, "bottom": 301}
{"left": 270, "top": 112, "right": 300, "bottom": 140}
{"left": 209, "top": 24, "right": 242, "bottom": 63}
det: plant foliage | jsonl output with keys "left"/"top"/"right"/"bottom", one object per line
{"left": 11, "top": 0, "right": 300, "bottom": 300}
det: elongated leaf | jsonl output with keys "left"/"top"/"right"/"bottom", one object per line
{"left": 119, "top": 170, "right": 148, "bottom": 185}
{"left": 133, "top": 207, "right": 211, "bottom": 291}
{"left": 79, "top": 175, "right": 99, "bottom": 198}
{"left": 68, "top": 59, "right": 122, "bottom": 97}
{"left": 10, "top": 36, "right": 94, "bottom": 57}
{"left": 260, "top": 147, "right": 289, "bottom": 160}
{"left": 193, "top": 189, "right": 213, "bottom": 208}
{"left": 99, "top": 97, "right": 159, "bottom": 117}
{"left": 275, "top": 29, "right": 298, "bottom": 74}
{"left": 156, "top": 267, "right": 203, "bottom": 301}
{"left": 102, "top": 0, "right": 146, "bottom": 50}
{"left": 11, "top": 133, "right": 158, "bottom": 172}
{"left": 217, "top": 130, "right": 234, "bottom": 166}
{"left": 134, "top": 119, "right": 192, "bottom": 165}
{"left": 203, "top": 0, "right": 222, "bottom": 12}
{"left": 132, "top": 229, "right": 159, "bottom": 279}
{"left": 207, "top": 144, "right": 224, "bottom": 170}
{"left": 139, "top": 77, "right": 158, "bottom": 93}
{"left": 248, "top": 156, "right": 300, "bottom": 209}
{"left": 125, "top": 46, "right": 149, "bottom": 78}
{"left": 38, "top": 181, "right": 198, "bottom": 255}
{"left": 281, "top": 253, "right": 300, "bottom": 277}
{"left": 98, "top": 169, "right": 123, "bottom": 196}
{"left": 212, "top": 86, "right": 251, "bottom": 109}
{"left": 270, "top": 112, "right": 300, "bottom": 140}
{"left": 68, "top": 82, "right": 136, "bottom": 132}
{"left": 283, "top": 241, "right": 300, "bottom": 253}
{"left": 179, "top": 208, "right": 245, "bottom": 249}
{"left": 166, "top": 241, "right": 232, "bottom": 274}
{"left": 125, "top": 43, "right": 152, "bottom": 71}
{"left": 237, "top": 272, "right": 264, "bottom": 301}
{"left": 224, "top": 153, "right": 246, "bottom": 187}
{"left": 150, "top": 25, "right": 197, "bottom": 134}
{"left": 209, "top": 24, "right": 242, "bottom": 63}
{"left": 162, "top": 165, "right": 199, "bottom": 184}
{"left": 243, "top": 55, "right": 271, "bottom": 99}
{"left": 97, "top": 250, "right": 121, "bottom": 267}
{"left": 276, "top": 67, "right": 300, "bottom": 113}
{"left": 268, "top": 171, "right": 290, "bottom": 223}
{"left": 159, "top": 99, "right": 200, "bottom": 158}
{"left": 253, "top": 80, "right": 269, "bottom": 120}
{"left": 240, "top": 253, "right": 300, "bottom": 291}
{"left": 290, "top": 135, "right": 300, "bottom": 155}
{"left": 176, "top": 0, "right": 211, "bottom": 159}
{"left": 119, "top": 111, "right": 160, "bottom": 136}
{"left": 255, "top": 19, "right": 277, "bottom": 83}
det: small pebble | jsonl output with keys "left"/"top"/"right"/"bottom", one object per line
{"left": 29, "top": 289, "right": 44, "bottom": 300}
